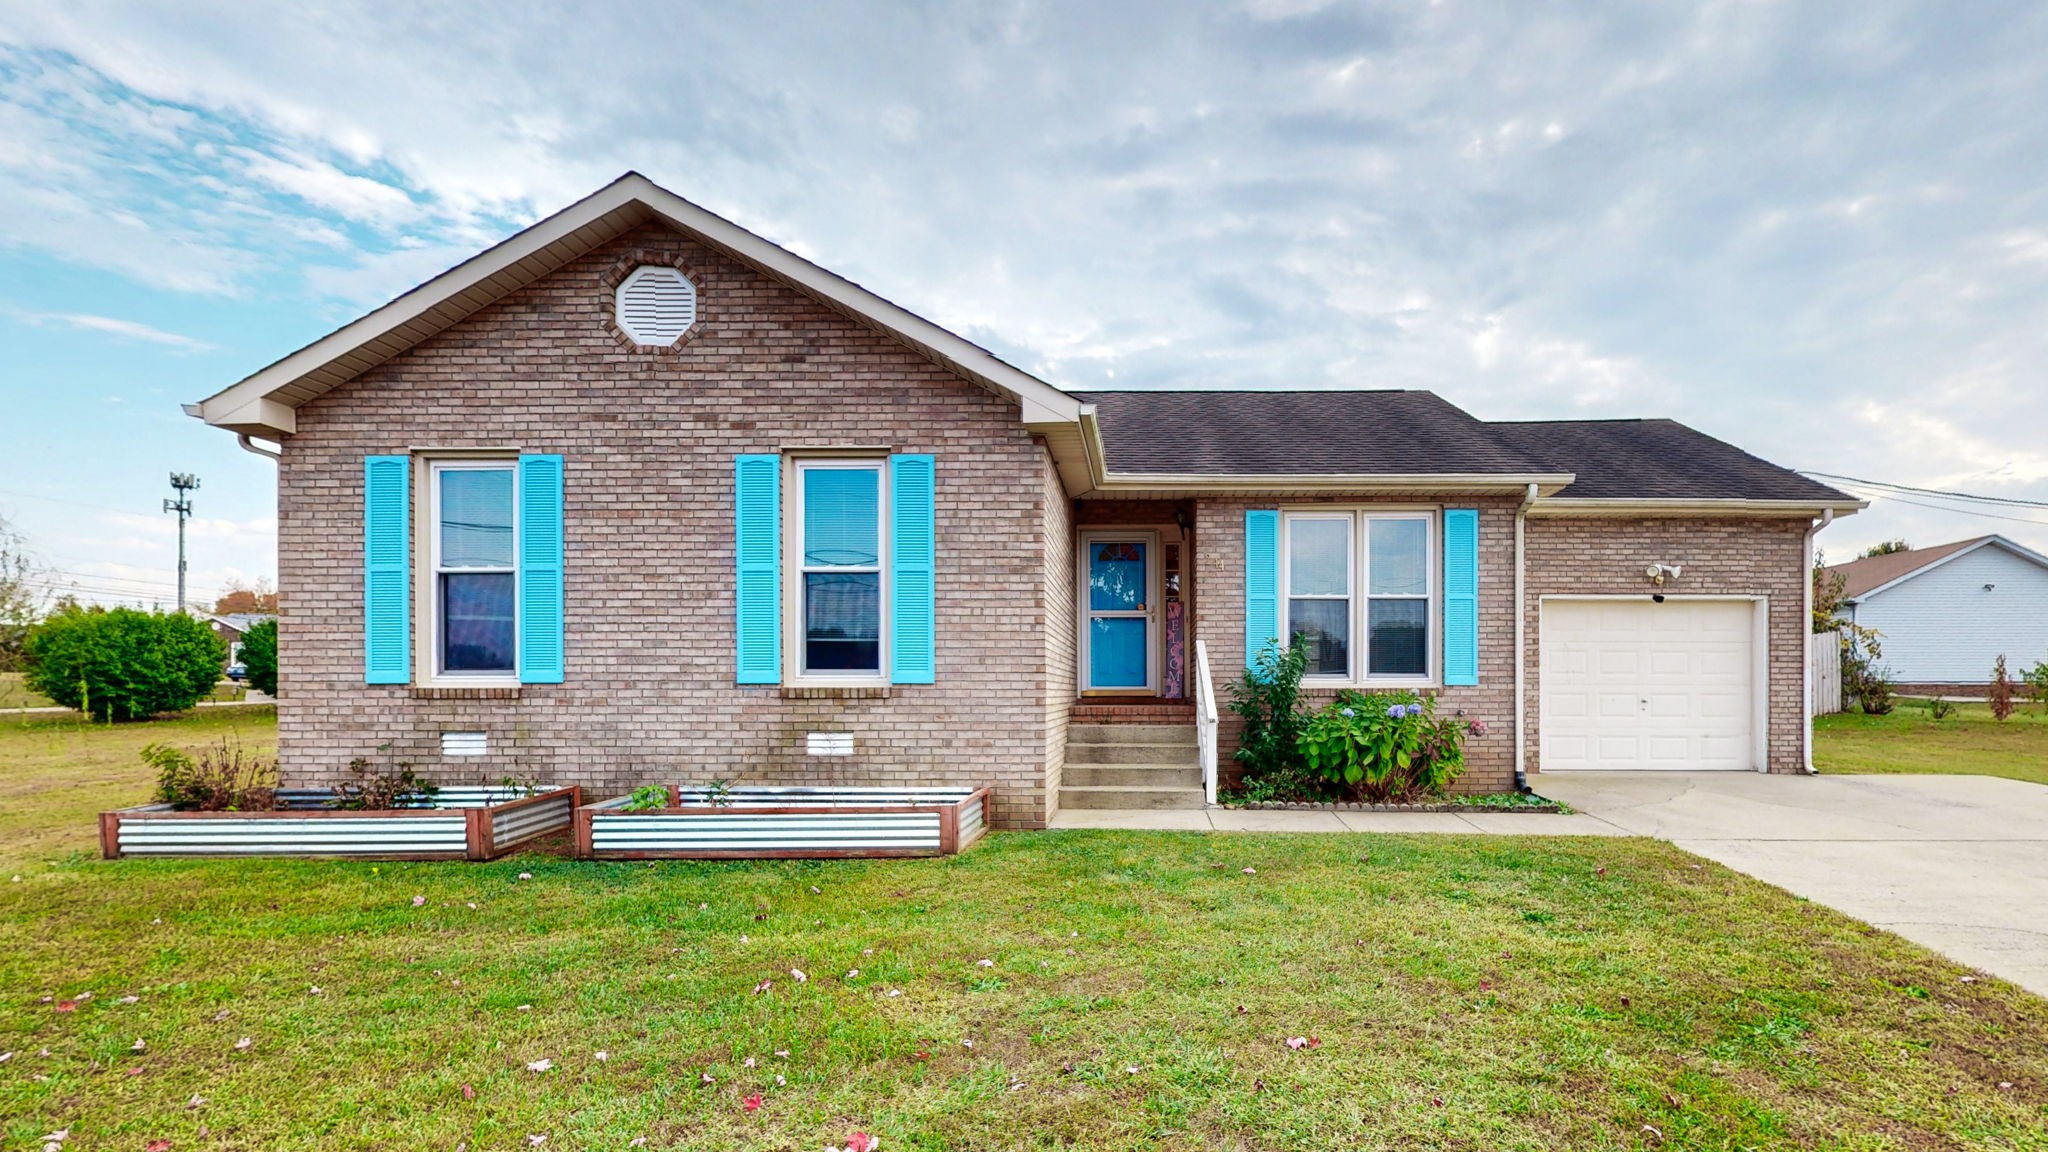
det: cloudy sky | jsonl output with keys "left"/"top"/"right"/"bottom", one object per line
{"left": 2, "top": 1, "right": 2046, "bottom": 608}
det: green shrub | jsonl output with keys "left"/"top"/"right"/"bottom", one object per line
{"left": 22, "top": 605, "right": 225, "bottom": 721}
{"left": 1297, "top": 691, "right": 1477, "bottom": 803}
{"left": 146, "top": 738, "right": 279, "bottom": 811}
{"left": 1227, "top": 640, "right": 1308, "bottom": 784}
{"left": 2024, "top": 660, "right": 2048, "bottom": 715}
{"left": 1923, "top": 695, "right": 1956, "bottom": 721}
{"left": 241, "top": 617, "right": 277, "bottom": 696}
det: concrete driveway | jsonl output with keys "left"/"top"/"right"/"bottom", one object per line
{"left": 1532, "top": 771, "right": 2048, "bottom": 998}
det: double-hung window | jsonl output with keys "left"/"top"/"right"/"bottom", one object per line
{"left": 793, "top": 458, "right": 886, "bottom": 677}
{"left": 431, "top": 461, "right": 518, "bottom": 677}
{"left": 1282, "top": 510, "right": 1434, "bottom": 683}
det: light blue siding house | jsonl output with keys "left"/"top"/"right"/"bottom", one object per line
{"left": 1826, "top": 535, "right": 2048, "bottom": 686}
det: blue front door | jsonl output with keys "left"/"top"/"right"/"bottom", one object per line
{"left": 1085, "top": 537, "right": 1152, "bottom": 692}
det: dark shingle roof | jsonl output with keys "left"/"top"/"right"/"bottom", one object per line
{"left": 1074, "top": 390, "right": 1555, "bottom": 476}
{"left": 1488, "top": 419, "right": 1851, "bottom": 502}
{"left": 1072, "top": 390, "right": 1854, "bottom": 503}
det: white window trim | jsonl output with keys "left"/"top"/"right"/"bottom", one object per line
{"left": 1280, "top": 508, "right": 1439, "bottom": 689}
{"left": 783, "top": 456, "right": 890, "bottom": 688}
{"left": 425, "top": 458, "right": 521, "bottom": 688}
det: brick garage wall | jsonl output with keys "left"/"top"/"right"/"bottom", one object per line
{"left": 276, "top": 222, "right": 1060, "bottom": 828}
{"left": 1040, "top": 451, "right": 1076, "bottom": 813}
{"left": 1191, "top": 495, "right": 1520, "bottom": 794}
{"left": 1524, "top": 516, "right": 1810, "bottom": 774}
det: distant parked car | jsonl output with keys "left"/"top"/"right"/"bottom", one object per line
{"left": 225, "top": 663, "right": 248, "bottom": 682}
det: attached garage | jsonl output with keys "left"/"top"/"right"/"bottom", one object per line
{"left": 1539, "top": 597, "right": 1765, "bottom": 771}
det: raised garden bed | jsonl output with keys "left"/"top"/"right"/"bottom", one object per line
{"left": 100, "top": 786, "right": 582, "bottom": 860}
{"left": 574, "top": 786, "right": 990, "bottom": 860}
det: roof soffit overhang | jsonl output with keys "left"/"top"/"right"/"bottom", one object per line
{"left": 1527, "top": 496, "right": 1868, "bottom": 519}
{"left": 190, "top": 173, "right": 1086, "bottom": 442}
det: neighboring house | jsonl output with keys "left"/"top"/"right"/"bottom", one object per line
{"left": 204, "top": 612, "right": 276, "bottom": 669}
{"left": 1823, "top": 536, "right": 2048, "bottom": 689}
{"left": 185, "top": 173, "right": 1862, "bottom": 828}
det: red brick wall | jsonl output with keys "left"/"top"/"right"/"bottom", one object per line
{"left": 276, "top": 222, "right": 1060, "bottom": 827}
{"left": 1192, "top": 496, "right": 1521, "bottom": 794}
{"left": 1523, "top": 516, "right": 1810, "bottom": 774}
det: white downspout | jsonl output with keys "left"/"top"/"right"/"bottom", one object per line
{"left": 237, "top": 434, "right": 282, "bottom": 461}
{"left": 1801, "top": 507, "right": 1834, "bottom": 774}
{"left": 1514, "top": 482, "right": 1538, "bottom": 792}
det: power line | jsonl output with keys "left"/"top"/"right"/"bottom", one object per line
{"left": 1830, "top": 488, "right": 2048, "bottom": 527}
{"left": 1799, "top": 470, "right": 2048, "bottom": 509}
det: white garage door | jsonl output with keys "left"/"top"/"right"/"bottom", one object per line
{"left": 1540, "top": 599, "right": 1757, "bottom": 771}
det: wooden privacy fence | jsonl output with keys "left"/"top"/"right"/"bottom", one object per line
{"left": 1810, "top": 632, "right": 1843, "bottom": 716}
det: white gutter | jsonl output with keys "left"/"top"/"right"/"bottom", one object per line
{"left": 1514, "top": 482, "right": 1537, "bottom": 791}
{"left": 1802, "top": 507, "right": 1834, "bottom": 774}
{"left": 237, "top": 434, "right": 282, "bottom": 461}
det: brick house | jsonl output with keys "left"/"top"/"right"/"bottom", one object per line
{"left": 188, "top": 173, "right": 1862, "bottom": 829}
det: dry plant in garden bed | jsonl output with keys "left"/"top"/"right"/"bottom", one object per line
{"left": 102, "top": 739, "right": 578, "bottom": 860}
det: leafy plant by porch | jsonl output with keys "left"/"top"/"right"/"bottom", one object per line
{"left": 3, "top": 713, "right": 2044, "bottom": 1149}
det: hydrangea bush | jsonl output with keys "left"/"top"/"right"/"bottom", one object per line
{"left": 1296, "top": 690, "right": 1481, "bottom": 803}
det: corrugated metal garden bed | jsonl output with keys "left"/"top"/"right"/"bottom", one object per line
{"left": 574, "top": 786, "right": 990, "bottom": 860}
{"left": 100, "top": 786, "right": 582, "bottom": 861}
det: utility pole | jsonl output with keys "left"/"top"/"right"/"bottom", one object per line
{"left": 164, "top": 473, "right": 199, "bottom": 613}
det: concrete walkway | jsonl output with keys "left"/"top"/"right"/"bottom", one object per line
{"left": 1534, "top": 771, "right": 2048, "bottom": 998}
{"left": 1049, "top": 772, "right": 2048, "bottom": 997}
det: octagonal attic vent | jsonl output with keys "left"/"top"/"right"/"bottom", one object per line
{"left": 616, "top": 265, "right": 698, "bottom": 345}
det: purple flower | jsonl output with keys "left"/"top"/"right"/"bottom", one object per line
{"left": 1385, "top": 704, "right": 1405, "bottom": 719}
{"left": 1406, "top": 703, "right": 1425, "bottom": 718}
{"left": 1339, "top": 708, "right": 1355, "bottom": 718}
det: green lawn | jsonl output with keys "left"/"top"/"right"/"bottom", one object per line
{"left": 0, "top": 672, "right": 254, "bottom": 712}
{"left": 1816, "top": 701, "right": 2048, "bottom": 786}
{"left": 2, "top": 714, "right": 2044, "bottom": 1149}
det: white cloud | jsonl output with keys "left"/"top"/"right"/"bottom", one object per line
{"left": 23, "top": 311, "right": 212, "bottom": 350}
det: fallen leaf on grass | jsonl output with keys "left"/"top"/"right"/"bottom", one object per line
{"left": 1284, "top": 1036, "right": 1321, "bottom": 1050}
{"left": 791, "top": 968, "right": 808, "bottom": 983}
{"left": 461, "top": 1083, "right": 476, "bottom": 1100}
{"left": 628, "top": 1140, "right": 646, "bottom": 1148}
{"left": 701, "top": 1072, "right": 716, "bottom": 1085}
{"left": 526, "top": 1059, "right": 552, "bottom": 1073}
{"left": 526, "top": 1136, "right": 545, "bottom": 1147}
{"left": 131, "top": 1039, "right": 146, "bottom": 1051}
{"left": 742, "top": 1092, "right": 764, "bottom": 1113}
{"left": 116, "top": 995, "right": 139, "bottom": 1005}
{"left": 753, "top": 980, "right": 773, "bottom": 995}
{"left": 233, "top": 1038, "right": 252, "bottom": 1052}
{"left": 976, "top": 958, "right": 994, "bottom": 968}
{"left": 145, "top": 1141, "right": 171, "bottom": 1152}
{"left": 1241, "top": 867, "right": 1256, "bottom": 875}
{"left": 53, "top": 1001, "right": 77, "bottom": 1013}
{"left": 186, "top": 1095, "right": 206, "bottom": 1110}
{"left": 594, "top": 1051, "right": 608, "bottom": 1062}
{"left": 412, "top": 895, "right": 426, "bottom": 907}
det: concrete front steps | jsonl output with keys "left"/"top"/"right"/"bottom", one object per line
{"left": 1059, "top": 722, "right": 1205, "bottom": 810}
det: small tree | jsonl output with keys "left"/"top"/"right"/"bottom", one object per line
{"left": 1228, "top": 639, "right": 1309, "bottom": 782}
{"left": 22, "top": 605, "right": 226, "bottom": 721}
{"left": 2023, "top": 660, "right": 2048, "bottom": 716}
{"left": 1860, "top": 540, "right": 1911, "bottom": 558}
{"left": 214, "top": 577, "right": 279, "bottom": 615}
{"left": 1989, "top": 655, "right": 2015, "bottom": 722}
{"left": 240, "top": 616, "right": 278, "bottom": 696}
{"left": 0, "top": 514, "right": 44, "bottom": 672}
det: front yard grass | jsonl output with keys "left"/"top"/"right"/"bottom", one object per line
{"left": 2, "top": 713, "right": 2044, "bottom": 1149}
{"left": 1815, "top": 701, "right": 2048, "bottom": 786}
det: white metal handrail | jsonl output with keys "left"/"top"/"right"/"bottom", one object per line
{"left": 1193, "top": 638, "right": 1219, "bottom": 805}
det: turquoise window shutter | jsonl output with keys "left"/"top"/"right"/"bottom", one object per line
{"left": 363, "top": 455, "right": 411, "bottom": 684}
{"left": 1243, "top": 509, "right": 1280, "bottom": 669}
{"left": 1442, "top": 508, "right": 1479, "bottom": 686}
{"left": 734, "top": 454, "right": 782, "bottom": 684}
{"left": 888, "top": 454, "right": 936, "bottom": 684}
{"left": 517, "top": 454, "right": 565, "bottom": 684}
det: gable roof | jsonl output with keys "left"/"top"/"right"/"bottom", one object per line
{"left": 1076, "top": 394, "right": 1858, "bottom": 509}
{"left": 1075, "top": 390, "right": 1558, "bottom": 477}
{"left": 1490, "top": 418, "right": 1856, "bottom": 505}
{"left": 188, "top": 172, "right": 1084, "bottom": 439}
{"left": 1822, "top": 535, "right": 2048, "bottom": 600}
